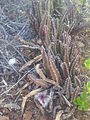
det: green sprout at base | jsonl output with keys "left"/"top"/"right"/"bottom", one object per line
{"left": 87, "top": 82, "right": 90, "bottom": 94}
{"left": 84, "top": 58, "right": 90, "bottom": 69}
{"left": 74, "top": 90, "right": 88, "bottom": 111}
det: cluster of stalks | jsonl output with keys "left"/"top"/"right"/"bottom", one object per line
{"left": 29, "top": 0, "right": 90, "bottom": 37}
{"left": 20, "top": 0, "right": 90, "bottom": 119}
{"left": 26, "top": 2, "right": 88, "bottom": 118}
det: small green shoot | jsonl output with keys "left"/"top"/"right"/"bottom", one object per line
{"left": 74, "top": 90, "right": 88, "bottom": 111}
{"left": 87, "top": 82, "right": 90, "bottom": 94}
{"left": 80, "top": 0, "right": 83, "bottom": 5}
{"left": 84, "top": 58, "right": 90, "bottom": 69}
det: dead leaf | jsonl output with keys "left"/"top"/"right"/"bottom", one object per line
{"left": 74, "top": 76, "right": 81, "bottom": 88}
{"left": 19, "top": 54, "right": 42, "bottom": 71}
{"left": 65, "top": 77, "right": 72, "bottom": 99}
{"left": 55, "top": 110, "right": 63, "bottom": 120}
{"left": 49, "top": 55, "right": 62, "bottom": 84}
{"left": 71, "top": 86, "right": 80, "bottom": 102}
{"left": 51, "top": 18, "right": 57, "bottom": 40}
{"left": 44, "top": 78, "right": 60, "bottom": 88}
{"left": 35, "top": 55, "right": 61, "bottom": 87}
{"left": 28, "top": 74, "right": 47, "bottom": 87}
{"left": 61, "top": 106, "right": 76, "bottom": 120}
{"left": 34, "top": 99, "right": 45, "bottom": 115}
{"left": 22, "top": 88, "right": 42, "bottom": 114}
{"left": 41, "top": 46, "right": 49, "bottom": 71}
{"left": 16, "top": 83, "right": 29, "bottom": 95}
{"left": 39, "top": 12, "right": 47, "bottom": 39}
{"left": 44, "top": 25, "right": 51, "bottom": 46}
{"left": 70, "top": 54, "right": 79, "bottom": 75}
{"left": 61, "top": 62, "right": 69, "bottom": 79}
{"left": 64, "top": 44, "right": 69, "bottom": 67}
{"left": 35, "top": 64, "right": 46, "bottom": 80}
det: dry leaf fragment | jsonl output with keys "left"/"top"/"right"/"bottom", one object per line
{"left": 62, "top": 95, "right": 72, "bottom": 107}
{"left": 61, "top": 62, "right": 69, "bottom": 79}
{"left": 41, "top": 46, "right": 49, "bottom": 71}
{"left": 70, "top": 54, "right": 79, "bottom": 75}
{"left": 74, "top": 76, "right": 81, "bottom": 88}
{"left": 64, "top": 44, "right": 69, "bottom": 67}
{"left": 34, "top": 99, "right": 45, "bottom": 115}
{"left": 22, "top": 88, "right": 42, "bottom": 114}
{"left": 44, "top": 78, "right": 60, "bottom": 87}
{"left": 62, "top": 31, "right": 71, "bottom": 46}
{"left": 35, "top": 64, "right": 61, "bottom": 87}
{"left": 28, "top": 74, "right": 60, "bottom": 88}
{"left": 65, "top": 77, "right": 72, "bottom": 99}
{"left": 28, "top": 74, "right": 47, "bottom": 87}
{"left": 16, "top": 83, "right": 29, "bottom": 95}
{"left": 35, "top": 64, "right": 46, "bottom": 80}
{"left": 51, "top": 18, "right": 57, "bottom": 40}
{"left": 44, "top": 25, "right": 51, "bottom": 46}
{"left": 61, "top": 106, "right": 76, "bottom": 120}
{"left": 71, "top": 86, "right": 80, "bottom": 102}
{"left": 40, "top": 12, "right": 47, "bottom": 40}
{"left": 55, "top": 110, "right": 63, "bottom": 120}
{"left": 35, "top": 64, "right": 59, "bottom": 86}
{"left": 49, "top": 55, "right": 62, "bottom": 84}
{"left": 19, "top": 54, "right": 42, "bottom": 71}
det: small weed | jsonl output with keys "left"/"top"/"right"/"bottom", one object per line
{"left": 87, "top": 82, "right": 90, "bottom": 94}
{"left": 74, "top": 90, "right": 88, "bottom": 111}
{"left": 74, "top": 81, "right": 90, "bottom": 111}
{"left": 80, "top": 0, "right": 84, "bottom": 5}
{"left": 84, "top": 58, "right": 90, "bottom": 69}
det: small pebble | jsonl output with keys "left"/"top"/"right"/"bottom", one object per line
{"left": 8, "top": 58, "right": 17, "bottom": 65}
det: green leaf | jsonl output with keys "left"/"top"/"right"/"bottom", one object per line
{"left": 87, "top": 82, "right": 90, "bottom": 94}
{"left": 78, "top": 101, "right": 88, "bottom": 111}
{"left": 78, "top": 105, "right": 83, "bottom": 110}
{"left": 74, "top": 96, "right": 81, "bottom": 105}
{"left": 84, "top": 101, "right": 88, "bottom": 111}
{"left": 74, "top": 90, "right": 88, "bottom": 111}
{"left": 81, "top": 91, "right": 87, "bottom": 101}
{"left": 74, "top": 99, "right": 77, "bottom": 105}
{"left": 80, "top": 0, "right": 83, "bottom": 5}
{"left": 84, "top": 58, "right": 90, "bottom": 69}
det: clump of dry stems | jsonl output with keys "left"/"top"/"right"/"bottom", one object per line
{"left": 25, "top": 11, "right": 88, "bottom": 119}
{"left": 20, "top": 1, "right": 90, "bottom": 119}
